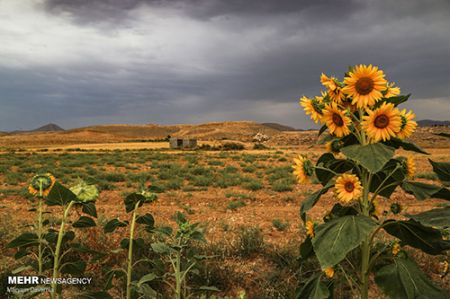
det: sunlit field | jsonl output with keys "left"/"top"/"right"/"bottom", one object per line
{"left": 1, "top": 141, "right": 449, "bottom": 298}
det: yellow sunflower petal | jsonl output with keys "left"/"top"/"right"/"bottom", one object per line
{"left": 335, "top": 174, "right": 362, "bottom": 204}
{"left": 362, "top": 103, "right": 402, "bottom": 143}
{"left": 342, "top": 64, "right": 388, "bottom": 108}
{"left": 322, "top": 103, "right": 351, "bottom": 137}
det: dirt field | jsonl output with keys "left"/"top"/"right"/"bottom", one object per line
{"left": 1, "top": 128, "right": 449, "bottom": 298}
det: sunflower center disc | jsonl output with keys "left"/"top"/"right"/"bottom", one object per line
{"left": 332, "top": 113, "right": 344, "bottom": 127}
{"left": 374, "top": 114, "right": 390, "bottom": 128}
{"left": 344, "top": 182, "right": 354, "bottom": 192}
{"left": 355, "top": 77, "right": 374, "bottom": 95}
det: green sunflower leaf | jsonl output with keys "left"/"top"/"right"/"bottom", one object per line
{"left": 46, "top": 182, "right": 78, "bottom": 206}
{"left": 296, "top": 274, "right": 330, "bottom": 299}
{"left": 299, "top": 237, "right": 314, "bottom": 261}
{"left": 374, "top": 94, "right": 410, "bottom": 108}
{"left": 401, "top": 181, "right": 450, "bottom": 200}
{"left": 7, "top": 232, "right": 39, "bottom": 248}
{"left": 72, "top": 216, "right": 96, "bottom": 228}
{"left": 407, "top": 206, "right": 450, "bottom": 229}
{"left": 103, "top": 218, "right": 128, "bottom": 233}
{"left": 429, "top": 159, "right": 450, "bottom": 183}
{"left": 341, "top": 143, "right": 395, "bottom": 173}
{"left": 300, "top": 181, "right": 334, "bottom": 222}
{"left": 369, "top": 159, "right": 406, "bottom": 198}
{"left": 383, "top": 219, "right": 450, "bottom": 255}
{"left": 312, "top": 215, "right": 377, "bottom": 268}
{"left": 375, "top": 256, "right": 450, "bottom": 299}
{"left": 315, "top": 153, "right": 354, "bottom": 186}
{"left": 383, "top": 138, "right": 429, "bottom": 155}
{"left": 124, "top": 192, "right": 146, "bottom": 213}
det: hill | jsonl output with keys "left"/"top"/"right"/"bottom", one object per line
{"left": 262, "top": 123, "right": 299, "bottom": 131}
{"left": 417, "top": 119, "right": 450, "bottom": 127}
{"left": 0, "top": 121, "right": 281, "bottom": 148}
{"left": 70, "top": 121, "right": 281, "bottom": 141}
{"left": 32, "top": 123, "right": 64, "bottom": 132}
{"left": 2, "top": 121, "right": 449, "bottom": 149}
{"left": 9, "top": 123, "right": 65, "bottom": 134}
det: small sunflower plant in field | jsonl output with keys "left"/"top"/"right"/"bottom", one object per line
{"left": 8, "top": 177, "right": 105, "bottom": 299}
{"left": 296, "top": 65, "right": 450, "bottom": 299}
{"left": 103, "top": 186, "right": 158, "bottom": 299}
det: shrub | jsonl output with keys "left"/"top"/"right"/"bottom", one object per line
{"left": 242, "top": 165, "right": 256, "bottom": 173}
{"left": 236, "top": 226, "right": 264, "bottom": 257}
{"left": 208, "top": 160, "right": 224, "bottom": 166}
{"left": 226, "top": 200, "right": 246, "bottom": 210}
{"left": 242, "top": 179, "right": 263, "bottom": 191}
{"left": 253, "top": 143, "right": 269, "bottom": 150}
{"left": 222, "top": 142, "right": 245, "bottom": 151}
{"left": 192, "top": 175, "right": 213, "bottom": 187}
{"left": 271, "top": 179, "right": 293, "bottom": 192}
{"left": 272, "top": 219, "right": 289, "bottom": 231}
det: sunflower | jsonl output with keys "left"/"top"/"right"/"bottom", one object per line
{"left": 335, "top": 174, "right": 362, "bottom": 203}
{"left": 383, "top": 82, "right": 401, "bottom": 98}
{"left": 322, "top": 103, "right": 351, "bottom": 137}
{"left": 405, "top": 156, "right": 416, "bottom": 178}
{"left": 305, "top": 220, "right": 315, "bottom": 238}
{"left": 397, "top": 109, "right": 417, "bottom": 139}
{"left": 28, "top": 173, "right": 56, "bottom": 197}
{"left": 324, "top": 267, "right": 335, "bottom": 279}
{"left": 342, "top": 64, "right": 387, "bottom": 108}
{"left": 292, "top": 155, "right": 314, "bottom": 184}
{"left": 321, "top": 74, "right": 345, "bottom": 104}
{"left": 392, "top": 243, "right": 401, "bottom": 256}
{"left": 70, "top": 179, "right": 99, "bottom": 202}
{"left": 300, "top": 96, "right": 324, "bottom": 124}
{"left": 362, "top": 103, "right": 402, "bottom": 142}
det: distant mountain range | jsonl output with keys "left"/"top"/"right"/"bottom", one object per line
{"left": 417, "top": 119, "right": 450, "bottom": 127}
{"left": 9, "top": 123, "right": 65, "bottom": 134}
{"left": 2, "top": 119, "right": 449, "bottom": 135}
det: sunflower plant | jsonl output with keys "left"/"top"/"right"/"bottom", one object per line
{"left": 8, "top": 177, "right": 105, "bottom": 299}
{"left": 7, "top": 174, "right": 55, "bottom": 287}
{"left": 296, "top": 65, "right": 450, "bottom": 299}
{"left": 103, "top": 186, "right": 158, "bottom": 299}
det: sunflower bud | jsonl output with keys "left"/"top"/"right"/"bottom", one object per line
{"left": 392, "top": 242, "right": 401, "bottom": 256}
{"left": 324, "top": 267, "right": 334, "bottom": 279}
{"left": 390, "top": 202, "right": 402, "bottom": 215}
{"left": 326, "top": 139, "right": 343, "bottom": 154}
{"left": 305, "top": 220, "right": 315, "bottom": 238}
{"left": 440, "top": 261, "right": 449, "bottom": 278}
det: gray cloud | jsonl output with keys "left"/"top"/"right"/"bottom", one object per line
{"left": 0, "top": 0, "right": 449, "bottom": 131}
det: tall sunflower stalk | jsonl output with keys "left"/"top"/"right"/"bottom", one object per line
{"left": 295, "top": 65, "right": 450, "bottom": 299}
{"left": 28, "top": 174, "right": 56, "bottom": 275}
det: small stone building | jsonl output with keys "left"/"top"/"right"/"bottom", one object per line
{"left": 169, "top": 137, "right": 197, "bottom": 149}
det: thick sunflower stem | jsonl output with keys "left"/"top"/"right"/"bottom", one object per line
{"left": 360, "top": 171, "right": 371, "bottom": 299}
{"left": 37, "top": 183, "right": 44, "bottom": 276}
{"left": 126, "top": 202, "right": 140, "bottom": 299}
{"left": 361, "top": 240, "right": 370, "bottom": 299}
{"left": 175, "top": 250, "right": 182, "bottom": 299}
{"left": 51, "top": 201, "right": 74, "bottom": 299}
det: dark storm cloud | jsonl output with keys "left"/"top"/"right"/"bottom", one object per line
{"left": 1, "top": 0, "right": 449, "bottom": 131}
{"left": 44, "top": 0, "right": 360, "bottom": 19}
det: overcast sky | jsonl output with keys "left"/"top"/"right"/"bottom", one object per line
{"left": 1, "top": 0, "right": 449, "bottom": 131}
